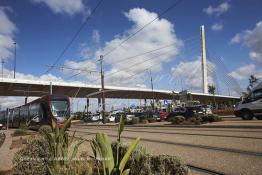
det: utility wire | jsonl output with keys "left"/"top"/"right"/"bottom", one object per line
{"left": 113, "top": 36, "right": 199, "bottom": 66}
{"left": 102, "top": 0, "right": 184, "bottom": 58}
{"left": 74, "top": 35, "right": 198, "bottom": 63}
{"left": 66, "top": 36, "right": 200, "bottom": 84}
{"left": 46, "top": 64, "right": 98, "bottom": 73}
{"left": 44, "top": 0, "right": 104, "bottom": 74}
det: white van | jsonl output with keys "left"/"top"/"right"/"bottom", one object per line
{"left": 235, "top": 82, "right": 262, "bottom": 120}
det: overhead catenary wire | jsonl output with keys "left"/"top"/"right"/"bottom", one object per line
{"left": 44, "top": 0, "right": 104, "bottom": 74}
{"left": 66, "top": 35, "right": 200, "bottom": 87}
{"left": 46, "top": 64, "right": 98, "bottom": 73}
{"left": 64, "top": 36, "right": 199, "bottom": 82}
{"left": 69, "top": 34, "right": 198, "bottom": 99}
{"left": 74, "top": 35, "right": 199, "bottom": 63}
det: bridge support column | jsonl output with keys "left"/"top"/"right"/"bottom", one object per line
{"left": 98, "top": 98, "right": 101, "bottom": 112}
{"left": 25, "top": 96, "right": 28, "bottom": 104}
{"left": 86, "top": 98, "right": 89, "bottom": 114}
{"left": 200, "top": 25, "right": 208, "bottom": 94}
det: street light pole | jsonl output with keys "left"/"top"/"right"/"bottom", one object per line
{"left": 1, "top": 59, "right": 4, "bottom": 78}
{"left": 13, "top": 42, "right": 16, "bottom": 79}
{"left": 99, "top": 55, "right": 106, "bottom": 124}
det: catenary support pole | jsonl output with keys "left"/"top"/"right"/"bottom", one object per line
{"left": 50, "top": 82, "right": 52, "bottom": 95}
{"left": 13, "top": 42, "right": 16, "bottom": 79}
{"left": 99, "top": 55, "right": 106, "bottom": 124}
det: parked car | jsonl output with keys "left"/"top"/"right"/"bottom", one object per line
{"left": 160, "top": 111, "right": 169, "bottom": 121}
{"left": 125, "top": 113, "right": 135, "bottom": 122}
{"left": 114, "top": 112, "right": 131, "bottom": 123}
{"left": 235, "top": 82, "right": 262, "bottom": 120}
{"left": 199, "top": 105, "right": 213, "bottom": 114}
{"left": 152, "top": 112, "right": 161, "bottom": 121}
{"left": 168, "top": 106, "right": 203, "bottom": 118}
{"left": 83, "top": 113, "right": 102, "bottom": 122}
{"left": 108, "top": 114, "right": 116, "bottom": 122}
{"left": 184, "top": 106, "right": 203, "bottom": 117}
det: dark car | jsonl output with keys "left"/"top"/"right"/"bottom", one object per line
{"left": 183, "top": 106, "right": 203, "bottom": 118}
{"left": 168, "top": 106, "right": 203, "bottom": 118}
{"left": 152, "top": 112, "right": 161, "bottom": 121}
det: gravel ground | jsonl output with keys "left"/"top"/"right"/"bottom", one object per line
{"left": 74, "top": 131, "right": 262, "bottom": 175}
{"left": 72, "top": 117, "right": 262, "bottom": 175}
{"left": 1, "top": 117, "right": 262, "bottom": 174}
{"left": 0, "top": 130, "right": 17, "bottom": 172}
{"left": 70, "top": 127, "right": 262, "bottom": 153}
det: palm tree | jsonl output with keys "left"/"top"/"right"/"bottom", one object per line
{"left": 247, "top": 75, "right": 258, "bottom": 92}
{"left": 208, "top": 84, "right": 217, "bottom": 109}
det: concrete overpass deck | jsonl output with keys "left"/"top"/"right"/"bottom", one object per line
{"left": 0, "top": 78, "right": 240, "bottom": 102}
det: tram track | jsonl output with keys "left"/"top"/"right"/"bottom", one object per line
{"left": 70, "top": 126, "right": 262, "bottom": 140}
{"left": 73, "top": 135, "right": 227, "bottom": 175}
{"left": 70, "top": 129, "right": 262, "bottom": 157}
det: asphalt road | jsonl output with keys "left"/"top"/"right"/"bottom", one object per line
{"left": 70, "top": 116, "right": 262, "bottom": 175}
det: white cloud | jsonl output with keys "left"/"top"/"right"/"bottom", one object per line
{"left": 64, "top": 60, "right": 97, "bottom": 74}
{"left": 0, "top": 96, "right": 38, "bottom": 110}
{"left": 231, "top": 21, "right": 262, "bottom": 64}
{"left": 228, "top": 64, "right": 262, "bottom": 80}
{"left": 211, "top": 23, "right": 223, "bottom": 31}
{"left": 31, "top": 0, "right": 86, "bottom": 16}
{"left": 92, "top": 29, "right": 100, "bottom": 44}
{"left": 171, "top": 58, "right": 216, "bottom": 91}
{"left": 95, "top": 8, "right": 182, "bottom": 86}
{"left": 2, "top": 67, "right": 64, "bottom": 82}
{"left": 0, "top": 7, "right": 16, "bottom": 60}
{"left": 203, "top": 2, "right": 230, "bottom": 17}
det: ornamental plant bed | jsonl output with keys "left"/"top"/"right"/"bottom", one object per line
{"left": 169, "top": 114, "right": 221, "bottom": 125}
{"left": 12, "top": 116, "right": 190, "bottom": 175}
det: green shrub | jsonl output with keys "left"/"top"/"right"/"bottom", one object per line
{"left": 147, "top": 118, "right": 156, "bottom": 123}
{"left": 52, "top": 152, "right": 93, "bottom": 175}
{"left": 0, "top": 132, "right": 5, "bottom": 147}
{"left": 186, "top": 117, "right": 202, "bottom": 125}
{"left": 201, "top": 114, "right": 221, "bottom": 123}
{"left": 39, "top": 125, "right": 52, "bottom": 133}
{"left": 91, "top": 116, "right": 140, "bottom": 175}
{"left": 141, "top": 119, "right": 149, "bottom": 124}
{"left": 112, "top": 143, "right": 189, "bottom": 175}
{"left": 150, "top": 155, "right": 189, "bottom": 175}
{"left": 131, "top": 117, "right": 140, "bottom": 124}
{"left": 170, "top": 116, "right": 185, "bottom": 124}
{"left": 13, "top": 136, "right": 50, "bottom": 175}
{"left": 40, "top": 116, "right": 84, "bottom": 175}
{"left": 112, "top": 142, "right": 152, "bottom": 175}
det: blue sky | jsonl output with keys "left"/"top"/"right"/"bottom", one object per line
{"left": 0, "top": 0, "right": 262, "bottom": 110}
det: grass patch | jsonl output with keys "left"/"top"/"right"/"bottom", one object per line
{"left": 11, "top": 129, "right": 33, "bottom": 137}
